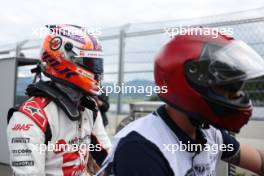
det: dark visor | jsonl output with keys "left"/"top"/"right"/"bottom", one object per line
{"left": 185, "top": 40, "right": 264, "bottom": 87}
{"left": 75, "top": 57, "right": 103, "bottom": 74}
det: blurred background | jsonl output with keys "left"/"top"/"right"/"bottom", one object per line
{"left": 1, "top": 0, "right": 264, "bottom": 175}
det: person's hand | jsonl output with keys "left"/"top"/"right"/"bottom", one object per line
{"left": 87, "top": 155, "right": 101, "bottom": 175}
{"left": 84, "top": 171, "right": 91, "bottom": 176}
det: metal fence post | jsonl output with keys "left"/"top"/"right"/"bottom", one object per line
{"left": 15, "top": 40, "right": 28, "bottom": 57}
{"left": 116, "top": 24, "right": 129, "bottom": 114}
{"left": 15, "top": 42, "right": 21, "bottom": 57}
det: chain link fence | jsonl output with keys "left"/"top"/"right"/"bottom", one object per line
{"left": 0, "top": 7, "right": 264, "bottom": 118}
{"left": 0, "top": 7, "right": 264, "bottom": 176}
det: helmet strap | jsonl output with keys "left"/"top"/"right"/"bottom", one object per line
{"left": 187, "top": 112, "right": 210, "bottom": 129}
{"left": 31, "top": 64, "right": 42, "bottom": 83}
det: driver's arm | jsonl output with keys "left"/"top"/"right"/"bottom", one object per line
{"left": 7, "top": 112, "right": 46, "bottom": 175}
{"left": 220, "top": 130, "right": 264, "bottom": 175}
{"left": 90, "top": 112, "right": 112, "bottom": 165}
{"left": 239, "top": 144, "right": 263, "bottom": 175}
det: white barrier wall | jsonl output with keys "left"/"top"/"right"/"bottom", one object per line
{"left": 0, "top": 58, "right": 17, "bottom": 164}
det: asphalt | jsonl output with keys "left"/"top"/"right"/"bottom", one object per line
{"left": 0, "top": 164, "right": 12, "bottom": 176}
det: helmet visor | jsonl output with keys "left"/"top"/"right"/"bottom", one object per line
{"left": 185, "top": 40, "right": 264, "bottom": 86}
{"left": 74, "top": 57, "right": 103, "bottom": 74}
{"left": 210, "top": 40, "right": 264, "bottom": 84}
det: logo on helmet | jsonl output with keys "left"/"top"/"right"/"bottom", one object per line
{"left": 49, "top": 37, "right": 62, "bottom": 51}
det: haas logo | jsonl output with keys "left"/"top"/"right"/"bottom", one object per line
{"left": 12, "top": 124, "right": 33, "bottom": 131}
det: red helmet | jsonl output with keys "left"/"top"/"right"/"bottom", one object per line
{"left": 40, "top": 24, "right": 103, "bottom": 95}
{"left": 154, "top": 28, "right": 264, "bottom": 132}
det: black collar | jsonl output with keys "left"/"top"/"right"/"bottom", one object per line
{"left": 26, "top": 81, "right": 98, "bottom": 121}
{"left": 154, "top": 105, "right": 207, "bottom": 153}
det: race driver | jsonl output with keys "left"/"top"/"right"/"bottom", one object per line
{"left": 97, "top": 28, "right": 264, "bottom": 176}
{"left": 6, "top": 24, "right": 111, "bottom": 176}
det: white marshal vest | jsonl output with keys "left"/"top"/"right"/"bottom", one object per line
{"left": 98, "top": 113, "right": 224, "bottom": 176}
